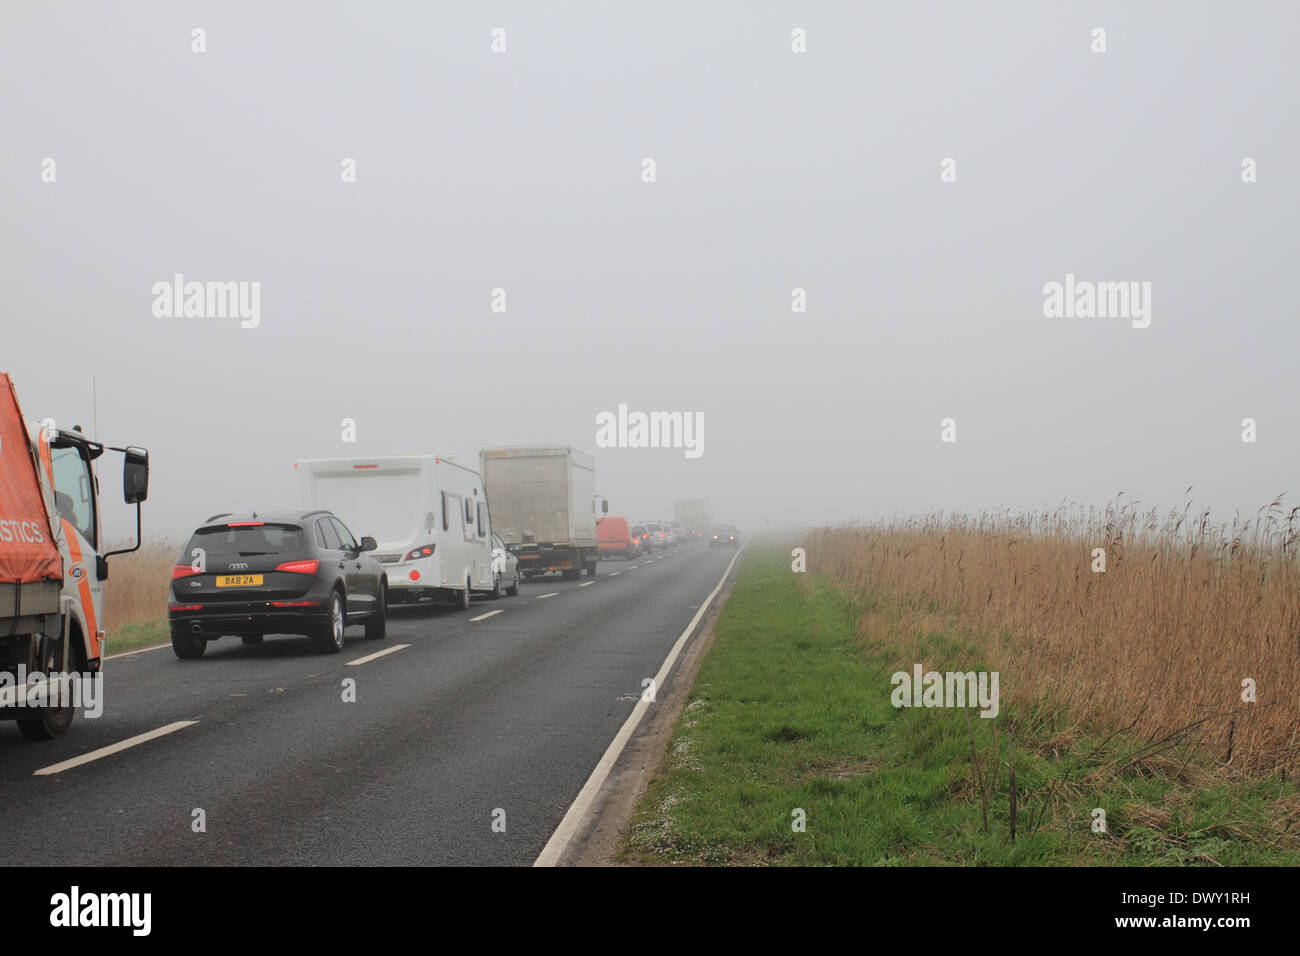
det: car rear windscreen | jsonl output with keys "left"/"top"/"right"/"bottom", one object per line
{"left": 185, "top": 523, "right": 305, "bottom": 558}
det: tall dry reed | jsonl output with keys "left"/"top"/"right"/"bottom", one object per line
{"left": 807, "top": 496, "right": 1300, "bottom": 776}
{"left": 101, "top": 539, "right": 177, "bottom": 626}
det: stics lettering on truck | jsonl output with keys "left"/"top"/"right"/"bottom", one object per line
{"left": 0, "top": 519, "right": 45, "bottom": 543}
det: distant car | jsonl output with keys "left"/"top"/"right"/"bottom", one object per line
{"left": 168, "top": 510, "right": 387, "bottom": 658}
{"left": 598, "top": 517, "right": 638, "bottom": 559}
{"left": 630, "top": 524, "right": 649, "bottom": 556}
{"left": 490, "top": 532, "right": 521, "bottom": 597}
{"left": 709, "top": 524, "right": 739, "bottom": 548}
{"left": 669, "top": 521, "right": 688, "bottom": 545}
{"left": 641, "top": 520, "right": 667, "bottom": 551}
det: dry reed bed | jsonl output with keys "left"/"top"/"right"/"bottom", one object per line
{"left": 807, "top": 498, "right": 1300, "bottom": 776}
{"left": 101, "top": 540, "right": 177, "bottom": 627}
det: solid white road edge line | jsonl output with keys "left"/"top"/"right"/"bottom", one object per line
{"left": 33, "top": 720, "right": 199, "bottom": 776}
{"left": 345, "top": 644, "right": 411, "bottom": 666}
{"left": 534, "top": 545, "right": 744, "bottom": 866}
{"left": 469, "top": 609, "right": 505, "bottom": 622}
{"left": 105, "top": 642, "right": 170, "bottom": 661}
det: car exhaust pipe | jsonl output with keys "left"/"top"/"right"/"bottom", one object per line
{"left": 191, "top": 623, "right": 202, "bottom": 634}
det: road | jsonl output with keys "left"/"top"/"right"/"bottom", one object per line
{"left": 0, "top": 543, "right": 741, "bottom": 866}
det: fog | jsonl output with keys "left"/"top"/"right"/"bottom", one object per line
{"left": 3, "top": 2, "right": 1297, "bottom": 544}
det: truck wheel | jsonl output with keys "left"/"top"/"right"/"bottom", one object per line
{"left": 364, "top": 584, "right": 386, "bottom": 639}
{"left": 455, "top": 578, "right": 471, "bottom": 611}
{"left": 505, "top": 570, "right": 520, "bottom": 596}
{"left": 17, "top": 633, "right": 77, "bottom": 740}
{"left": 171, "top": 628, "right": 208, "bottom": 660}
{"left": 17, "top": 706, "right": 75, "bottom": 741}
{"left": 314, "top": 591, "right": 346, "bottom": 653}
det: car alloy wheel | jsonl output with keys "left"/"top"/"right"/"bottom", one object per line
{"left": 329, "top": 593, "right": 345, "bottom": 650}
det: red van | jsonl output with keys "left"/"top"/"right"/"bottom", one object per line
{"left": 597, "top": 517, "right": 637, "bottom": 559}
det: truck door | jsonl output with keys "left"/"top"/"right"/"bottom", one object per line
{"left": 49, "top": 444, "right": 103, "bottom": 655}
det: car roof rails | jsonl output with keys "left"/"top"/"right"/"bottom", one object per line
{"left": 301, "top": 509, "right": 332, "bottom": 519}
{"left": 205, "top": 512, "right": 233, "bottom": 522}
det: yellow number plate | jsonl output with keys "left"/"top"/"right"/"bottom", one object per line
{"left": 215, "top": 574, "right": 263, "bottom": 588}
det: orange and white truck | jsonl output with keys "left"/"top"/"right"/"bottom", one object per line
{"left": 0, "top": 373, "right": 148, "bottom": 739}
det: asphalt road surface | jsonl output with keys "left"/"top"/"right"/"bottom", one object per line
{"left": 0, "top": 543, "right": 741, "bottom": 866}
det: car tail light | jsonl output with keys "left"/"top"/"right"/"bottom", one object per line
{"left": 409, "top": 569, "right": 421, "bottom": 582}
{"left": 172, "top": 565, "right": 201, "bottom": 579}
{"left": 272, "top": 600, "right": 320, "bottom": 607}
{"left": 405, "top": 544, "right": 436, "bottom": 561}
{"left": 275, "top": 559, "right": 320, "bottom": 574}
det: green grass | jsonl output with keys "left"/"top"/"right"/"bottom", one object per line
{"left": 621, "top": 545, "right": 1300, "bottom": 866}
{"left": 104, "top": 618, "right": 170, "bottom": 656}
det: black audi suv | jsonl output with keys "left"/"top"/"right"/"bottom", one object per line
{"left": 168, "top": 510, "right": 387, "bottom": 658}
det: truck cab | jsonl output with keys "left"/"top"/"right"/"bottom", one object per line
{"left": 0, "top": 373, "right": 148, "bottom": 740}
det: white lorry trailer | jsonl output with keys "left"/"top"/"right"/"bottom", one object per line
{"left": 0, "top": 373, "right": 149, "bottom": 740}
{"left": 479, "top": 445, "right": 607, "bottom": 580}
{"left": 296, "top": 454, "right": 496, "bottom": 609}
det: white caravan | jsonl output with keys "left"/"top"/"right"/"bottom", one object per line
{"left": 296, "top": 455, "right": 496, "bottom": 609}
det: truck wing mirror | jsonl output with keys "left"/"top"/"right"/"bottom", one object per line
{"left": 601, "top": 499, "right": 609, "bottom": 514}
{"left": 123, "top": 447, "right": 149, "bottom": 504}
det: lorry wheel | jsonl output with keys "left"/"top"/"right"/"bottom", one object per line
{"left": 17, "top": 707, "right": 75, "bottom": 741}
{"left": 455, "top": 579, "right": 471, "bottom": 611}
{"left": 364, "top": 585, "right": 387, "bottom": 639}
{"left": 171, "top": 629, "right": 208, "bottom": 659}
{"left": 241, "top": 634, "right": 264, "bottom": 645}
{"left": 506, "top": 570, "right": 520, "bottom": 596}
{"left": 17, "top": 633, "right": 76, "bottom": 740}
{"left": 313, "top": 591, "right": 346, "bottom": 653}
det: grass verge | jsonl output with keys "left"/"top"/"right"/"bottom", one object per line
{"left": 104, "top": 618, "right": 170, "bottom": 656}
{"left": 620, "top": 544, "right": 1300, "bottom": 866}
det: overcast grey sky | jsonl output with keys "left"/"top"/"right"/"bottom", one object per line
{"left": 3, "top": 2, "right": 1297, "bottom": 541}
